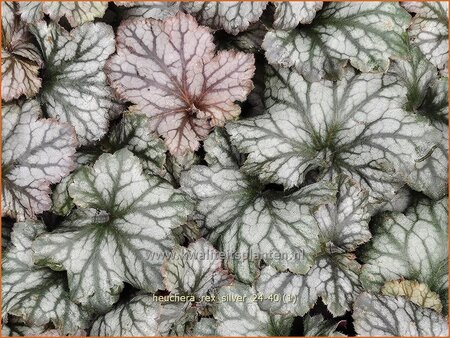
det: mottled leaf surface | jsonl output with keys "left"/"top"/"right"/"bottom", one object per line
{"left": 263, "top": 2, "right": 411, "bottom": 81}
{"left": 31, "top": 21, "right": 115, "bottom": 145}
{"left": 181, "top": 129, "right": 336, "bottom": 282}
{"left": 32, "top": 149, "right": 193, "bottom": 312}
{"left": 227, "top": 66, "right": 442, "bottom": 208}
{"left": 2, "top": 221, "right": 87, "bottom": 335}
{"left": 91, "top": 294, "right": 186, "bottom": 336}
{"left": 19, "top": 1, "right": 107, "bottom": 27}
{"left": 273, "top": 2, "right": 323, "bottom": 30}
{"left": 403, "top": 2, "right": 449, "bottom": 71}
{"left": 2, "top": 100, "right": 77, "bottom": 220}
{"left": 353, "top": 292, "right": 448, "bottom": 336}
{"left": 1, "top": 2, "right": 42, "bottom": 102}
{"left": 303, "top": 314, "right": 345, "bottom": 337}
{"left": 162, "top": 238, "right": 231, "bottom": 297}
{"left": 215, "top": 282, "right": 294, "bottom": 336}
{"left": 182, "top": 1, "right": 267, "bottom": 35}
{"left": 391, "top": 46, "right": 448, "bottom": 199}
{"left": 361, "top": 197, "right": 448, "bottom": 311}
{"left": 115, "top": 1, "right": 180, "bottom": 20}
{"left": 107, "top": 13, "right": 255, "bottom": 155}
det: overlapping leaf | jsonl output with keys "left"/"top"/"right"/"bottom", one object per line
{"left": 181, "top": 129, "right": 336, "bottom": 282}
{"left": 18, "top": 1, "right": 108, "bottom": 27}
{"left": 391, "top": 46, "right": 448, "bottom": 199}
{"left": 403, "top": 2, "right": 449, "bottom": 72}
{"left": 215, "top": 282, "right": 294, "bottom": 336}
{"left": 302, "top": 314, "right": 345, "bottom": 337}
{"left": 2, "top": 100, "right": 77, "bottom": 220}
{"left": 1, "top": 2, "right": 42, "bottom": 102}
{"left": 263, "top": 2, "right": 411, "bottom": 81}
{"left": 182, "top": 1, "right": 267, "bottom": 35}
{"left": 227, "top": 66, "right": 442, "bottom": 209}
{"left": 32, "top": 149, "right": 193, "bottom": 312}
{"left": 273, "top": 2, "right": 323, "bottom": 30}
{"left": 256, "top": 177, "right": 369, "bottom": 316}
{"left": 115, "top": 1, "right": 180, "bottom": 20}
{"left": 162, "top": 238, "right": 232, "bottom": 297}
{"left": 30, "top": 21, "right": 115, "bottom": 145}
{"left": 107, "top": 12, "right": 255, "bottom": 155}
{"left": 2, "top": 221, "right": 88, "bottom": 335}
{"left": 353, "top": 292, "right": 448, "bottom": 336}
{"left": 360, "top": 197, "right": 448, "bottom": 312}
{"left": 90, "top": 294, "right": 186, "bottom": 336}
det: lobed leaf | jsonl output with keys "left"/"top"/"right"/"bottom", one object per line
{"left": 107, "top": 13, "right": 255, "bottom": 155}
{"left": 263, "top": 2, "right": 411, "bottom": 81}
{"left": 273, "top": 2, "right": 323, "bottom": 30}
{"left": 2, "top": 221, "right": 88, "bottom": 335}
{"left": 182, "top": 1, "right": 268, "bottom": 35}
{"left": 1, "top": 2, "right": 43, "bottom": 102}
{"left": 32, "top": 149, "right": 193, "bottom": 312}
{"left": 115, "top": 1, "right": 180, "bottom": 20}
{"left": 30, "top": 21, "right": 115, "bottom": 145}
{"left": 2, "top": 100, "right": 77, "bottom": 220}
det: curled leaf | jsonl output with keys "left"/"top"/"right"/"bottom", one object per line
{"left": 107, "top": 13, "right": 255, "bottom": 155}
{"left": 2, "top": 100, "right": 77, "bottom": 220}
{"left": 1, "top": 2, "right": 42, "bottom": 102}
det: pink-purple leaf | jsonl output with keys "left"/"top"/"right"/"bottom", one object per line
{"left": 106, "top": 13, "right": 255, "bottom": 155}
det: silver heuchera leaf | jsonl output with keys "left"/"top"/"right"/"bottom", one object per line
{"left": 403, "top": 2, "right": 449, "bottom": 72}
{"left": 1, "top": 2, "right": 43, "bottom": 102}
{"left": 353, "top": 292, "right": 448, "bottom": 336}
{"left": 227, "top": 66, "right": 442, "bottom": 209}
{"left": 162, "top": 238, "right": 232, "bottom": 297}
{"left": 115, "top": 1, "right": 180, "bottom": 20}
{"left": 215, "top": 282, "right": 294, "bottom": 336}
{"left": 263, "top": 2, "right": 411, "bottom": 81}
{"left": 192, "top": 318, "right": 218, "bottom": 336}
{"left": 32, "top": 149, "right": 193, "bottom": 312}
{"left": 18, "top": 1, "right": 108, "bottom": 27}
{"left": 30, "top": 21, "right": 115, "bottom": 145}
{"left": 181, "top": 129, "right": 336, "bottom": 282}
{"left": 106, "top": 12, "right": 255, "bottom": 155}
{"left": 1, "top": 100, "right": 77, "bottom": 220}
{"left": 361, "top": 197, "right": 448, "bottom": 311}
{"left": 390, "top": 46, "right": 448, "bottom": 199}
{"left": 2, "top": 221, "right": 88, "bottom": 335}
{"left": 91, "top": 294, "right": 186, "bottom": 336}
{"left": 273, "top": 2, "right": 323, "bottom": 30}
{"left": 182, "top": 1, "right": 268, "bottom": 35}
{"left": 303, "top": 314, "right": 345, "bottom": 337}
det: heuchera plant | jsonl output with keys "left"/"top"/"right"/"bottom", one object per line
{"left": 1, "top": 1, "right": 449, "bottom": 337}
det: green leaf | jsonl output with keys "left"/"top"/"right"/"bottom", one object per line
{"left": 263, "top": 2, "right": 411, "bottom": 81}
{"left": 361, "top": 197, "right": 448, "bottom": 313}
{"left": 162, "top": 238, "right": 232, "bottom": 297}
{"left": 181, "top": 130, "right": 336, "bottom": 282}
{"left": 215, "top": 282, "right": 294, "bottom": 336}
{"left": 32, "top": 149, "right": 193, "bottom": 312}
{"left": 182, "top": 1, "right": 268, "bottom": 35}
{"left": 353, "top": 292, "right": 448, "bottom": 336}
{"left": 90, "top": 294, "right": 187, "bottom": 336}
{"left": 30, "top": 21, "right": 115, "bottom": 145}
{"left": 1, "top": 100, "right": 77, "bottom": 220}
{"left": 18, "top": 1, "right": 108, "bottom": 27}
{"left": 2, "top": 221, "right": 88, "bottom": 335}
{"left": 303, "top": 314, "right": 345, "bottom": 337}
{"left": 390, "top": 46, "right": 448, "bottom": 199}
{"left": 403, "top": 2, "right": 449, "bottom": 71}
{"left": 227, "top": 66, "right": 442, "bottom": 209}
{"left": 1, "top": 2, "right": 42, "bottom": 102}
